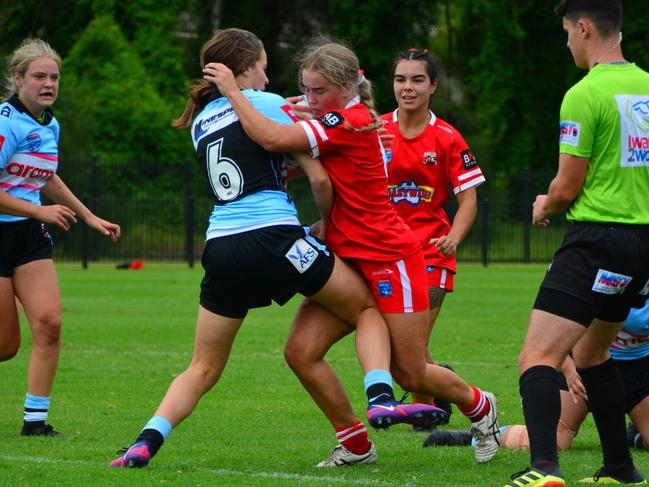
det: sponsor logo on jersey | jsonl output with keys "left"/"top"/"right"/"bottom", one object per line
{"left": 460, "top": 149, "right": 477, "bottom": 170}
{"left": 591, "top": 269, "right": 632, "bottom": 295}
{"left": 0, "top": 106, "right": 10, "bottom": 117}
{"left": 319, "top": 111, "right": 344, "bottom": 129}
{"left": 26, "top": 133, "right": 41, "bottom": 152}
{"left": 193, "top": 107, "right": 235, "bottom": 141}
{"left": 4, "top": 162, "right": 54, "bottom": 180}
{"left": 617, "top": 96, "right": 649, "bottom": 167}
{"left": 559, "top": 121, "right": 580, "bottom": 146}
{"left": 0, "top": 135, "right": 4, "bottom": 150}
{"left": 422, "top": 151, "right": 437, "bottom": 165}
{"left": 628, "top": 100, "right": 649, "bottom": 133}
{"left": 640, "top": 278, "right": 649, "bottom": 296}
{"left": 613, "top": 330, "right": 649, "bottom": 349}
{"left": 389, "top": 180, "right": 434, "bottom": 205}
{"left": 372, "top": 268, "right": 394, "bottom": 276}
{"left": 285, "top": 238, "right": 318, "bottom": 274}
{"left": 377, "top": 280, "right": 392, "bottom": 298}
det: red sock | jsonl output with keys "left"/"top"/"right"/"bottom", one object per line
{"left": 335, "top": 420, "right": 371, "bottom": 455}
{"left": 458, "top": 386, "right": 490, "bottom": 422}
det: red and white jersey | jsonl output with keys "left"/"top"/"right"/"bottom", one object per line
{"left": 381, "top": 109, "right": 485, "bottom": 272}
{"left": 298, "top": 100, "right": 420, "bottom": 262}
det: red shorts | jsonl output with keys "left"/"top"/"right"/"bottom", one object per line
{"left": 354, "top": 251, "right": 429, "bottom": 313}
{"left": 426, "top": 266, "right": 455, "bottom": 292}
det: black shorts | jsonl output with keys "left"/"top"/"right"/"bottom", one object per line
{"left": 0, "top": 219, "right": 53, "bottom": 278}
{"left": 534, "top": 223, "right": 649, "bottom": 326}
{"left": 199, "top": 225, "right": 335, "bottom": 318}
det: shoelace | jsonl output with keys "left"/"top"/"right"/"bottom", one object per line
{"left": 593, "top": 467, "right": 605, "bottom": 481}
{"left": 510, "top": 467, "right": 533, "bottom": 480}
{"left": 399, "top": 392, "right": 410, "bottom": 402}
{"left": 114, "top": 446, "right": 130, "bottom": 455}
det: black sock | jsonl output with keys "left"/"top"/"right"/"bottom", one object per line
{"left": 136, "top": 429, "right": 165, "bottom": 457}
{"left": 366, "top": 384, "right": 395, "bottom": 405}
{"left": 578, "top": 359, "right": 637, "bottom": 481}
{"left": 520, "top": 365, "right": 561, "bottom": 473}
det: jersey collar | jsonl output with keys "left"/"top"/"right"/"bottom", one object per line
{"left": 344, "top": 95, "right": 361, "bottom": 109}
{"left": 7, "top": 94, "right": 55, "bottom": 125}
{"left": 391, "top": 108, "right": 437, "bottom": 126}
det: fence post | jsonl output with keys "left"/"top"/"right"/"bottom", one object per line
{"left": 90, "top": 156, "right": 99, "bottom": 261}
{"left": 82, "top": 195, "right": 89, "bottom": 269}
{"left": 523, "top": 168, "right": 531, "bottom": 263}
{"left": 185, "top": 158, "right": 195, "bottom": 268}
{"left": 481, "top": 198, "right": 489, "bottom": 267}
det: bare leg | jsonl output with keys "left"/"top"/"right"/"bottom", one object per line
{"left": 14, "top": 260, "right": 62, "bottom": 397}
{"left": 629, "top": 395, "right": 649, "bottom": 450}
{"left": 0, "top": 277, "right": 21, "bottom": 361}
{"left": 411, "top": 303, "right": 442, "bottom": 405}
{"left": 154, "top": 306, "right": 243, "bottom": 426}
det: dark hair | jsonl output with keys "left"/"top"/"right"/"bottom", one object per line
{"left": 392, "top": 48, "right": 438, "bottom": 82}
{"left": 173, "top": 28, "right": 264, "bottom": 129}
{"left": 554, "top": 0, "right": 622, "bottom": 38}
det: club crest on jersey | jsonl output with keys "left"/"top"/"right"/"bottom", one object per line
{"left": 388, "top": 181, "right": 434, "bottom": 205}
{"left": 592, "top": 269, "right": 632, "bottom": 295}
{"left": 26, "top": 133, "right": 41, "bottom": 152}
{"left": 319, "top": 111, "right": 344, "bottom": 129}
{"left": 377, "top": 280, "right": 392, "bottom": 298}
{"left": 0, "top": 106, "right": 10, "bottom": 117}
{"left": 422, "top": 151, "right": 437, "bottom": 165}
{"left": 559, "top": 121, "right": 580, "bottom": 146}
{"left": 285, "top": 238, "right": 318, "bottom": 274}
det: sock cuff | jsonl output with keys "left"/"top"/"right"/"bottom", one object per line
{"left": 364, "top": 369, "right": 393, "bottom": 390}
{"left": 519, "top": 365, "right": 559, "bottom": 392}
{"left": 24, "top": 393, "right": 51, "bottom": 409}
{"left": 142, "top": 416, "right": 173, "bottom": 440}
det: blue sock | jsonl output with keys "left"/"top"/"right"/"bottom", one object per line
{"left": 364, "top": 369, "right": 395, "bottom": 404}
{"left": 24, "top": 393, "right": 50, "bottom": 423}
{"left": 142, "top": 416, "right": 173, "bottom": 441}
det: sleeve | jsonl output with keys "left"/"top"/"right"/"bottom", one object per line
{"left": 0, "top": 115, "right": 18, "bottom": 171}
{"left": 297, "top": 111, "right": 347, "bottom": 159}
{"left": 250, "top": 92, "right": 298, "bottom": 126}
{"left": 448, "top": 132, "right": 485, "bottom": 195}
{"left": 558, "top": 84, "right": 595, "bottom": 158}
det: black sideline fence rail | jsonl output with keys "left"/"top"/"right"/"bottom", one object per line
{"left": 50, "top": 159, "right": 568, "bottom": 267}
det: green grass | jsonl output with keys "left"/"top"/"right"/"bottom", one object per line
{"left": 1, "top": 263, "right": 647, "bottom": 486}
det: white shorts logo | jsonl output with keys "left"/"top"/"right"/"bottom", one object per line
{"left": 592, "top": 269, "right": 633, "bottom": 295}
{"left": 640, "top": 278, "right": 649, "bottom": 296}
{"left": 285, "top": 238, "right": 318, "bottom": 274}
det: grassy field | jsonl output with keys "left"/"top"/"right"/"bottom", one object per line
{"left": 1, "top": 263, "right": 647, "bottom": 486}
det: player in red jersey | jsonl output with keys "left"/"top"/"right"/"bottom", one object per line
{"left": 381, "top": 48, "right": 485, "bottom": 421}
{"left": 205, "top": 41, "right": 501, "bottom": 464}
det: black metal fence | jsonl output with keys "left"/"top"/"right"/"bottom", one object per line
{"left": 50, "top": 158, "right": 566, "bottom": 266}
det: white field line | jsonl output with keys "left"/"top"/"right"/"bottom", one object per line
{"left": 0, "top": 454, "right": 405, "bottom": 486}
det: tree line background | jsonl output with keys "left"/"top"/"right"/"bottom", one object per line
{"left": 2, "top": 0, "right": 648, "bottom": 185}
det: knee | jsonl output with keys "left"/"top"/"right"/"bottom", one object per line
{"left": 0, "top": 339, "right": 20, "bottom": 361}
{"left": 284, "top": 340, "right": 320, "bottom": 374}
{"left": 32, "top": 312, "right": 62, "bottom": 347}
{"left": 391, "top": 366, "right": 424, "bottom": 393}
{"left": 188, "top": 362, "right": 222, "bottom": 392}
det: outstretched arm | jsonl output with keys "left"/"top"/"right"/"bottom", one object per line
{"left": 42, "top": 174, "right": 121, "bottom": 241}
{"left": 202, "top": 63, "right": 311, "bottom": 153}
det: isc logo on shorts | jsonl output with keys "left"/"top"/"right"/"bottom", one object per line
{"left": 285, "top": 238, "right": 318, "bottom": 274}
{"left": 592, "top": 269, "right": 633, "bottom": 295}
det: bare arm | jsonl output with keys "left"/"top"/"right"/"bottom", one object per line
{"left": 43, "top": 174, "right": 121, "bottom": 241}
{"left": 533, "top": 153, "right": 589, "bottom": 227}
{"left": 0, "top": 184, "right": 77, "bottom": 231}
{"left": 202, "top": 63, "right": 311, "bottom": 153}
{"left": 430, "top": 187, "right": 477, "bottom": 257}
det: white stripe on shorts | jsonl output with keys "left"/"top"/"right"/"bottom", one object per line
{"left": 440, "top": 268, "right": 447, "bottom": 289}
{"left": 396, "top": 260, "right": 413, "bottom": 313}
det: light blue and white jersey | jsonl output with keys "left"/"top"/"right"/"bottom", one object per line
{"left": 191, "top": 89, "right": 301, "bottom": 239}
{"left": 0, "top": 95, "right": 59, "bottom": 222}
{"left": 610, "top": 299, "right": 649, "bottom": 361}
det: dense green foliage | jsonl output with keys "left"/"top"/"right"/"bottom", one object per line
{"left": 1, "top": 1, "right": 648, "bottom": 174}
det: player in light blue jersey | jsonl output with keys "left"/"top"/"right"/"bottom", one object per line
{"left": 0, "top": 39, "right": 121, "bottom": 437}
{"left": 111, "top": 28, "right": 443, "bottom": 471}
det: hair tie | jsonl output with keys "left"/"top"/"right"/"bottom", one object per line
{"left": 357, "top": 69, "right": 366, "bottom": 86}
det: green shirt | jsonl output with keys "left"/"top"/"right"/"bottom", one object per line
{"left": 559, "top": 63, "right": 649, "bottom": 223}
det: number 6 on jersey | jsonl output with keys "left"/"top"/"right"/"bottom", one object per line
{"left": 206, "top": 138, "right": 243, "bottom": 202}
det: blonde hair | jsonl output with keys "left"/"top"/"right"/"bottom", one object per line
{"left": 298, "top": 42, "right": 381, "bottom": 132}
{"left": 4, "top": 39, "right": 61, "bottom": 98}
{"left": 173, "top": 28, "right": 264, "bottom": 129}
